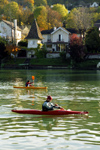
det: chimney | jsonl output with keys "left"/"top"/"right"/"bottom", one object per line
{"left": 54, "top": 27, "right": 56, "bottom": 31}
{"left": 14, "top": 19, "right": 17, "bottom": 45}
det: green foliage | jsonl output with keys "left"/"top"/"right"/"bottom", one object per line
{"left": 52, "top": 3, "right": 68, "bottom": 20}
{"left": 34, "top": 6, "right": 46, "bottom": 18}
{"left": 34, "top": 0, "right": 47, "bottom": 6}
{"left": 0, "top": 37, "right": 8, "bottom": 59}
{"left": 85, "top": 27, "right": 100, "bottom": 53}
{"left": 4, "top": 1, "right": 19, "bottom": 19}
{"left": 30, "top": 58, "right": 68, "bottom": 65}
{"left": 60, "top": 51, "right": 66, "bottom": 61}
{"left": 18, "top": 40, "right": 28, "bottom": 47}
{"left": 34, "top": 44, "right": 47, "bottom": 58}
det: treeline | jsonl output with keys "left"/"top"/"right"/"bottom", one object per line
{"left": 9, "top": 0, "right": 100, "bottom": 7}
{"left": 0, "top": 0, "right": 100, "bottom": 32}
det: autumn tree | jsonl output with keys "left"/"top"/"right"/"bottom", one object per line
{"left": 17, "top": 5, "right": 33, "bottom": 25}
{"left": 34, "top": 0, "right": 47, "bottom": 6}
{"left": 68, "top": 7, "right": 92, "bottom": 39}
{"left": 0, "top": 0, "right": 8, "bottom": 5}
{"left": 34, "top": 6, "right": 46, "bottom": 18}
{"left": 69, "top": 34, "right": 85, "bottom": 62}
{"left": 23, "top": 0, "right": 34, "bottom": 11}
{"left": 37, "top": 6, "right": 62, "bottom": 30}
{"left": 5, "top": 44, "right": 20, "bottom": 57}
{"left": 4, "top": 1, "right": 19, "bottom": 20}
{"left": 37, "top": 7, "right": 48, "bottom": 30}
{"left": 0, "top": 0, "right": 8, "bottom": 18}
{"left": 52, "top": 3, "right": 68, "bottom": 21}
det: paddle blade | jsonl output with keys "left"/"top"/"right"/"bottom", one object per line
{"left": 32, "top": 76, "right": 35, "bottom": 80}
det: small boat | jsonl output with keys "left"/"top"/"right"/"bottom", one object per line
{"left": 11, "top": 109, "right": 88, "bottom": 115}
{"left": 13, "top": 86, "right": 47, "bottom": 89}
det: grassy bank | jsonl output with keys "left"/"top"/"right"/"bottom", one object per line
{"left": 1, "top": 57, "right": 100, "bottom": 69}
{"left": 2, "top": 58, "right": 69, "bottom": 66}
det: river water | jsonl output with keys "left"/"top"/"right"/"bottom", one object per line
{"left": 0, "top": 69, "right": 100, "bottom": 150}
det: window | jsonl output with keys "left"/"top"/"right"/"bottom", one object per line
{"left": 33, "top": 41, "right": 35, "bottom": 45}
{"left": 59, "top": 34, "right": 62, "bottom": 41}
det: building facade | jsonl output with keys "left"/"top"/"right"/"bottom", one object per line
{"left": 0, "top": 19, "right": 21, "bottom": 45}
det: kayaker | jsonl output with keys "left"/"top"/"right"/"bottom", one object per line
{"left": 42, "top": 95, "right": 62, "bottom": 111}
{"left": 25, "top": 80, "right": 32, "bottom": 87}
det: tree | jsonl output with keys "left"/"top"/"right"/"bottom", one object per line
{"left": 17, "top": 5, "right": 33, "bottom": 25}
{"left": 4, "top": 1, "right": 19, "bottom": 20}
{"left": 37, "top": 6, "right": 62, "bottom": 30}
{"left": 24, "top": 0, "right": 34, "bottom": 11}
{"left": 69, "top": 34, "right": 85, "bottom": 62}
{"left": 5, "top": 44, "right": 20, "bottom": 57}
{"left": 0, "top": 37, "right": 8, "bottom": 59}
{"left": 66, "top": 7, "right": 92, "bottom": 38}
{"left": 37, "top": 7, "right": 48, "bottom": 30}
{"left": 52, "top": 3, "right": 68, "bottom": 21}
{"left": 34, "top": 6, "right": 46, "bottom": 18}
{"left": 0, "top": 0, "right": 8, "bottom": 5}
{"left": 34, "top": 0, "right": 47, "bottom": 6}
{"left": 85, "top": 27, "right": 100, "bottom": 53}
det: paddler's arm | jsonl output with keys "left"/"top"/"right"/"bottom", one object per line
{"left": 54, "top": 104, "right": 63, "bottom": 109}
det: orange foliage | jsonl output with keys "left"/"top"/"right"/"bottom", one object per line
{"left": 70, "top": 34, "right": 82, "bottom": 46}
{"left": 24, "top": 0, "right": 34, "bottom": 5}
{"left": 6, "top": 44, "right": 20, "bottom": 56}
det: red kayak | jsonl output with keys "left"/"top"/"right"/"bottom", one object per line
{"left": 11, "top": 109, "right": 88, "bottom": 115}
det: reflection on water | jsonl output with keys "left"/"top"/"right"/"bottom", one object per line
{"left": 0, "top": 69, "right": 100, "bottom": 150}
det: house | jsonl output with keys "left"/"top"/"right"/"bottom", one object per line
{"left": 25, "top": 19, "right": 43, "bottom": 58}
{"left": 41, "top": 27, "right": 70, "bottom": 52}
{"left": 0, "top": 19, "right": 21, "bottom": 45}
{"left": 41, "top": 27, "right": 71, "bottom": 58}
{"left": 90, "top": 2, "right": 99, "bottom": 7}
{"left": 94, "top": 19, "right": 100, "bottom": 30}
{"left": 25, "top": 19, "right": 78, "bottom": 58}
{"left": 25, "top": 19, "right": 43, "bottom": 48}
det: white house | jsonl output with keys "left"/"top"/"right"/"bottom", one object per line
{"left": 90, "top": 2, "right": 99, "bottom": 7}
{"left": 25, "top": 19, "right": 78, "bottom": 58}
{"left": 25, "top": 19, "right": 43, "bottom": 58}
{"left": 0, "top": 19, "right": 21, "bottom": 45}
{"left": 41, "top": 27, "right": 71, "bottom": 52}
{"left": 25, "top": 19, "right": 43, "bottom": 49}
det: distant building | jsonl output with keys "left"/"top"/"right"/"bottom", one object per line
{"left": 25, "top": 19, "right": 43, "bottom": 48}
{"left": 24, "top": 19, "right": 79, "bottom": 58}
{"left": 41, "top": 27, "right": 70, "bottom": 53}
{"left": 25, "top": 19, "right": 43, "bottom": 58}
{"left": 90, "top": 2, "right": 99, "bottom": 7}
{"left": 0, "top": 19, "right": 21, "bottom": 45}
{"left": 94, "top": 19, "right": 100, "bottom": 29}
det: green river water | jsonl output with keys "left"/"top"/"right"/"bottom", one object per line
{"left": 0, "top": 69, "right": 100, "bottom": 150}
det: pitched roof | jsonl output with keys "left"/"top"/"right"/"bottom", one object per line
{"left": 25, "top": 19, "right": 43, "bottom": 40}
{"left": 51, "top": 27, "right": 70, "bottom": 34}
{"left": 41, "top": 28, "right": 54, "bottom": 34}
{"left": 41, "top": 27, "right": 71, "bottom": 35}
{"left": 2, "top": 19, "right": 21, "bottom": 31}
{"left": 66, "top": 28, "right": 79, "bottom": 34}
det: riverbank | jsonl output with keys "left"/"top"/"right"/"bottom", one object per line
{"left": 1, "top": 57, "right": 100, "bottom": 70}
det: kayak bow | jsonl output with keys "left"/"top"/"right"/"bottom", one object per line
{"left": 13, "top": 86, "right": 47, "bottom": 89}
{"left": 11, "top": 109, "right": 88, "bottom": 115}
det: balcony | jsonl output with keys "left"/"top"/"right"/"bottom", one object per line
{"left": 47, "top": 39, "right": 52, "bottom": 42}
{"left": 56, "top": 39, "right": 64, "bottom": 42}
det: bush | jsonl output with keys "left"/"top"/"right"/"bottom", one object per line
{"left": 18, "top": 40, "right": 28, "bottom": 47}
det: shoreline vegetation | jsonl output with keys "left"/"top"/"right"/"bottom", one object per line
{"left": 0, "top": 58, "right": 100, "bottom": 70}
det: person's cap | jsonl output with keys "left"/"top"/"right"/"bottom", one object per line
{"left": 47, "top": 96, "right": 52, "bottom": 100}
